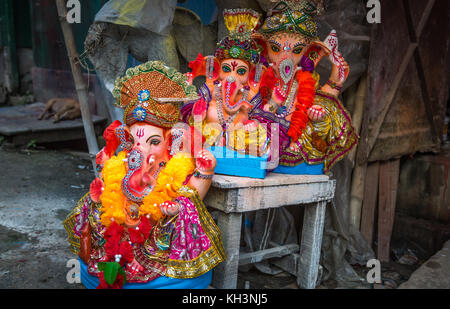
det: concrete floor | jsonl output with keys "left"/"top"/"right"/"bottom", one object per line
{"left": 0, "top": 147, "right": 92, "bottom": 289}
{"left": 399, "top": 240, "right": 450, "bottom": 289}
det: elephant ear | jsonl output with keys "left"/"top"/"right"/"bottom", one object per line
{"left": 188, "top": 53, "right": 220, "bottom": 81}
{"left": 252, "top": 32, "right": 269, "bottom": 60}
{"left": 114, "top": 124, "right": 133, "bottom": 151}
{"left": 303, "top": 40, "right": 331, "bottom": 69}
{"left": 103, "top": 120, "right": 122, "bottom": 157}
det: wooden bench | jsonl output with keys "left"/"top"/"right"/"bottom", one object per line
{"left": 204, "top": 173, "right": 336, "bottom": 289}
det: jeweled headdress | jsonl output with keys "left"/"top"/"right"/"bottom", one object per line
{"left": 260, "top": 0, "right": 324, "bottom": 41}
{"left": 215, "top": 9, "right": 262, "bottom": 64}
{"left": 113, "top": 61, "right": 198, "bottom": 127}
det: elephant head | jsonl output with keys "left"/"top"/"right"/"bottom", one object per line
{"left": 254, "top": 0, "right": 349, "bottom": 96}
{"left": 187, "top": 8, "right": 265, "bottom": 117}
{"left": 92, "top": 61, "right": 217, "bottom": 228}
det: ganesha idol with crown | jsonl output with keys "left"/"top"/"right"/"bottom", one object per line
{"left": 181, "top": 9, "right": 275, "bottom": 178}
{"left": 63, "top": 61, "right": 225, "bottom": 289}
{"left": 248, "top": 0, "right": 359, "bottom": 175}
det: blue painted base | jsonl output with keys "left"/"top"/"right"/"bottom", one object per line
{"left": 208, "top": 146, "right": 268, "bottom": 179}
{"left": 79, "top": 258, "right": 212, "bottom": 289}
{"left": 272, "top": 162, "right": 324, "bottom": 175}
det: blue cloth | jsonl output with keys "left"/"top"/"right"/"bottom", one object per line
{"left": 79, "top": 258, "right": 212, "bottom": 289}
{"left": 272, "top": 162, "right": 324, "bottom": 175}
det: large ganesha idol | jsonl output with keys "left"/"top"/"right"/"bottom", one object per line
{"left": 63, "top": 61, "right": 225, "bottom": 289}
{"left": 181, "top": 9, "right": 271, "bottom": 161}
{"left": 250, "top": 0, "right": 358, "bottom": 174}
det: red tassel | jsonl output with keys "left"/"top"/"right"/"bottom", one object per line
{"left": 188, "top": 53, "right": 205, "bottom": 79}
{"left": 288, "top": 70, "right": 316, "bottom": 141}
{"left": 259, "top": 67, "right": 277, "bottom": 106}
{"left": 103, "top": 120, "right": 122, "bottom": 157}
{"left": 89, "top": 178, "right": 103, "bottom": 203}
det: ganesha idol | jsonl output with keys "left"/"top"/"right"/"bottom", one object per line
{"left": 63, "top": 61, "right": 225, "bottom": 289}
{"left": 249, "top": 0, "right": 359, "bottom": 175}
{"left": 181, "top": 9, "right": 272, "bottom": 175}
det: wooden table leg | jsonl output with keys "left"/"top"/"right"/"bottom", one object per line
{"left": 297, "top": 200, "right": 327, "bottom": 289}
{"left": 212, "top": 211, "right": 242, "bottom": 289}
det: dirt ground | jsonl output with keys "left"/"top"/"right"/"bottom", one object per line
{"left": 0, "top": 146, "right": 92, "bottom": 289}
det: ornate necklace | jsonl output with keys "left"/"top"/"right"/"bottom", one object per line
{"left": 214, "top": 82, "right": 239, "bottom": 126}
{"left": 275, "top": 80, "right": 298, "bottom": 119}
{"left": 152, "top": 161, "right": 166, "bottom": 179}
{"left": 214, "top": 77, "right": 250, "bottom": 112}
{"left": 224, "top": 77, "right": 250, "bottom": 111}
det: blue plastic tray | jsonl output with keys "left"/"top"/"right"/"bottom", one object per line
{"left": 272, "top": 162, "right": 324, "bottom": 175}
{"left": 208, "top": 146, "right": 268, "bottom": 179}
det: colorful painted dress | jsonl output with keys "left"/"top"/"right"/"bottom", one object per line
{"left": 249, "top": 88, "right": 358, "bottom": 173}
{"left": 63, "top": 182, "right": 225, "bottom": 285}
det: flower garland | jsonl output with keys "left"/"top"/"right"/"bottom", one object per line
{"left": 99, "top": 151, "right": 195, "bottom": 227}
{"left": 287, "top": 69, "right": 317, "bottom": 141}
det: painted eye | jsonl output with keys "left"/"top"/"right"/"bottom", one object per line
{"left": 222, "top": 65, "right": 232, "bottom": 73}
{"left": 237, "top": 68, "right": 247, "bottom": 76}
{"left": 293, "top": 47, "right": 303, "bottom": 54}
{"left": 270, "top": 44, "right": 280, "bottom": 53}
{"left": 149, "top": 139, "right": 161, "bottom": 146}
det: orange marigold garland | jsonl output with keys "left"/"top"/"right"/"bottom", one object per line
{"left": 287, "top": 70, "right": 316, "bottom": 141}
{"left": 98, "top": 151, "right": 195, "bottom": 227}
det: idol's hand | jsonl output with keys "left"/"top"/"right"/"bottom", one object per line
{"left": 307, "top": 105, "right": 326, "bottom": 122}
{"left": 159, "top": 201, "right": 181, "bottom": 216}
{"left": 195, "top": 149, "right": 216, "bottom": 173}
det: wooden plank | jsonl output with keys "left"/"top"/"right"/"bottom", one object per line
{"left": 212, "top": 211, "right": 242, "bottom": 289}
{"left": 238, "top": 244, "right": 299, "bottom": 266}
{"left": 347, "top": 74, "right": 367, "bottom": 165}
{"left": 360, "top": 161, "right": 380, "bottom": 246}
{"left": 377, "top": 159, "right": 401, "bottom": 262}
{"left": 298, "top": 201, "right": 327, "bottom": 289}
{"left": 0, "top": 0, "right": 19, "bottom": 92}
{"left": 360, "top": 43, "right": 417, "bottom": 164}
{"left": 271, "top": 253, "right": 301, "bottom": 277}
{"left": 349, "top": 162, "right": 367, "bottom": 229}
{"left": 211, "top": 173, "right": 330, "bottom": 189}
{"left": 357, "top": 0, "right": 438, "bottom": 165}
{"left": 403, "top": 0, "right": 439, "bottom": 143}
{"left": 348, "top": 75, "right": 369, "bottom": 229}
{"left": 205, "top": 177, "right": 335, "bottom": 213}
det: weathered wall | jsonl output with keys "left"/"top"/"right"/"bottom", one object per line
{"left": 397, "top": 150, "right": 450, "bottom": 224}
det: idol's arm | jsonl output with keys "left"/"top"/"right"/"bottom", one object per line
{"left": 187, "top": 149, "right": 217, "bottom": 200}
